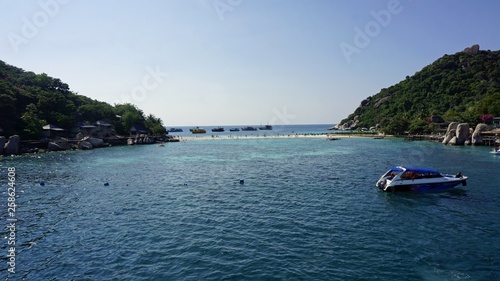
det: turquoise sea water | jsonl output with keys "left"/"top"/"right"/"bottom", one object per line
{"left": 1, "top": 125, "right": 499, "bottom": 280}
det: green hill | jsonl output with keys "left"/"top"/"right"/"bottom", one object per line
{"left": 0, "top": 60, "right": 166, "bottom": 139}
{"left": 337, "top": 45, "right": 500, "bottom": 134}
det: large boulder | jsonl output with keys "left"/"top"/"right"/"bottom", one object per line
{"left": 84, "top": 137, "right": 105, "bottom": 148}
{"left": 0, "top": 136, "right": 5, "bottom": 154}
{"left": 471, "top": 123, "right": 490, "bottom": 145}
{"left": 4, "top": 135, "right": 20, "bottom": 155}
{"left": 360, "top": 99, "right": 370, "bottom": 107}
{"left": 442, "top": 122, "right": 459, "bottom": 145}
{"left": 78, "top": 141, "right": 93, "bottom": 150}
{"left": 448, "top": 136, "right": 458, "bottom": 145}
{"left": 463, "top": 44, "right": 480, "bottom": 55}
{"left": 374, "top": 96, "right": 392, "bottom": 108}
{"left": 48, "top": 142, "right": 65, "bottom": 151}
{"left": 454, "top": 123, "right": 470, "bottom": 145}
{"left": 48, "top": 138, "right": 70, "bottom": 151}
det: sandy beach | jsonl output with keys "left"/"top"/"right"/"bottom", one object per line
{"left": 176, "top": 133, "right": 385, "bottom": 141}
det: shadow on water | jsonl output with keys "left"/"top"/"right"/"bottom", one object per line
{"left": 378, "top": 188, "right": 469, "bottom": 207}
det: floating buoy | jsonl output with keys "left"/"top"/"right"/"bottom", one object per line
{"left": 239, "top": 179, "right": 244, "bottom": 185}
{"left": 104, "top": 182, "right": 109, "bottom": 186}
{"left": 40, "top": 181, "right": 45, "bottom": 186}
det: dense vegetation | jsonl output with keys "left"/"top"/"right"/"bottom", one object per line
{"left": 338, "top": 46, "right": 500, "bottom": 134}
{"left": 0, "top": 60, "right": 166, "bottom": 139}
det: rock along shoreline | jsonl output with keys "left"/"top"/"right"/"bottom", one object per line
{"left": 0, "top": 135, "right": 180, "bottom": 156}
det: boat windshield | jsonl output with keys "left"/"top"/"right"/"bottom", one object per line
{"left": 382, "top": 170, "right": 399, "bottom": 180}
{"left": 400, "top": 170, "right": 442, "bottom": 179}
{"left": 382, "top": 170, "right": 393, "bottom": 177}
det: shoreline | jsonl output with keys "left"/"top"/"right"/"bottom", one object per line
{"left": 0, "top": 135, "right": 177, "bottom": 156}
{"left": 1, "top": 133, "right": 389, "bottom": 156}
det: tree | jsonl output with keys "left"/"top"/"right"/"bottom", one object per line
{"left": 78, "top": 102, "right": 115, "bottom": 122}
{"left": 383, "top": 117, "right": 409, "bottom": 135}
{"left": 36, "top": 92, "right": 76, "bottom": 129}
{"left": 144, "top": 114, "right": 167, "bottom": 134}
{"left": 21, "top": 104, "right": 46, "bottom": 139}
{"left": 408, "top": 119, "right": 428, "bottom": 135}
{"left": 0, "top": 93, "right": 17, "bottom": 135}
{"left": 114, "top": 103, "right": 146, "bottom": 134}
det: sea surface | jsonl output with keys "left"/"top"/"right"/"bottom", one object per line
{"left": 1, "top": 125, "right": 499, "bottom": 280}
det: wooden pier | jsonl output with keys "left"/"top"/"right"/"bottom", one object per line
{"left": 404, "top": 130, "right": 499, "bottom": 147}
{"left": 404, "top": 135, "right": 443, "bottom": 142}
{"left": 481, "top": 131, "right": 500, "bottom": 147}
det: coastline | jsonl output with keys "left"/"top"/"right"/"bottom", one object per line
{"left": 0, "top": 135, "right": 177, "bottom": 156}
{"left": 1, "top": 132, "right": 388, "bottom": 156}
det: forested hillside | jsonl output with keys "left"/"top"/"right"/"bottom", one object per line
{"left": 0, "top": 60, "right": 166, "bottom": 139}
{"left": 338, "top": 45, "right": 500, "bottom": 134}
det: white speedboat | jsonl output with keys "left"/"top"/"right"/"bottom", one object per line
{"left": 490, "top": 148, "right": 500, "bottom": 155}
{"left": 376, "top": 166, "right": 467, "bottom": 192}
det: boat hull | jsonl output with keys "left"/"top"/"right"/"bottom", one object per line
{"left": 377, "top": 177, "right": 467, "bottom": 192}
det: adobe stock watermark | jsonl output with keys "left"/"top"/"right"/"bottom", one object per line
{"left": 340, "top": 0, "right": 403, "bottom": 63}
{"left": 114, "top": 66, "right": 169, "bottom": 105}
{"left": 212, "top": 0, "right": 243, "bottom": 21}
{"left": 7, "top": 0, "right": 70, "bottom": 53}
{"left": 267, "top": 106, "right": 297, "bottom": 133}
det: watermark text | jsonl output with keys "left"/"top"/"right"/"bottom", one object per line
{"left": 340, "top": 0, "right": 403, "bottom": 63}
{"left": 7, "top": 0, "right": 70, "bottom": 53}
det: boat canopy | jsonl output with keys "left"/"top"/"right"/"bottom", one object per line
{"left": 390, "top": 166, "right": 440, "bottom": 174}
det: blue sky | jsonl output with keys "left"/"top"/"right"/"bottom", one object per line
{"left": 1, "top": 0, "right": 500, "bottom": 126}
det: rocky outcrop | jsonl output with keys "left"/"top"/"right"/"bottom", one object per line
{"left": 48, "top": 142, "right": 65, "bottom": 151}
{"left": 0, "top": 136, "right": 5, "bottom": 154}
{"left": 374, "top": 96, "right": 391, "bottom": 108}
{"left": 471, "top": 123, "right": 490, "bottom": 145}
{"left": 4, "top": 135, "right": 20, "bottom": 155}
{"left": 78, "top": 141, "right": 93, "bottom": 150}
{"left": 48, "top": 138, "right": 70, "bottom": 151}
{"left": 337, "top": 118, "right": 360, "bottom": 130}
{"left": 463, "top": 44, "right": 480, "bottom": 55}
{"left": 455, "top": 123, "right": 470, "bottom": 145}
{"left": 442, "top": 122, "right": 458, "bottom": 145}
{"left": 360, "top": 98, "right": 370, "bottom": 107}
{"left": 444, "top": 123, "right": 471, "bottom": 145}
{"left": 84, "top": 137, "right": 105, "bottom": 148}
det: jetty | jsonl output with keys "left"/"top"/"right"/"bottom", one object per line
{"left": 404, "top": 135, "right": 443, "bottom": 142}
{"left": 404, "top": 130, "right": 500, "bottom": 147}
{"left": 480, "top": 130, "right": 500, "bottom": 147}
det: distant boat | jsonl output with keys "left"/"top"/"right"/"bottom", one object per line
{"left": 258, "top": 125, "right": 273, "bottom": 130}
{"left": 190, "top": 127, "right": 206, "bottom": 134}
{"left": 328, "top": 137, "right": 341, "bottom": 141}
{"left": 167, "top": 128, "right": 183, "bottom": 133}
{"left": 211, "top": 127, "right": 225, "bottom": 132}
{"left": 229, "top": 128, "right": 240, "bottom": 132}
{"left": 241, "top": 126, "right": 258, "bottom": 131}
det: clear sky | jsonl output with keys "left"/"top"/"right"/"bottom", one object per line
{"left": 1, "top": 0, "right": 500, "bottom": 126}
